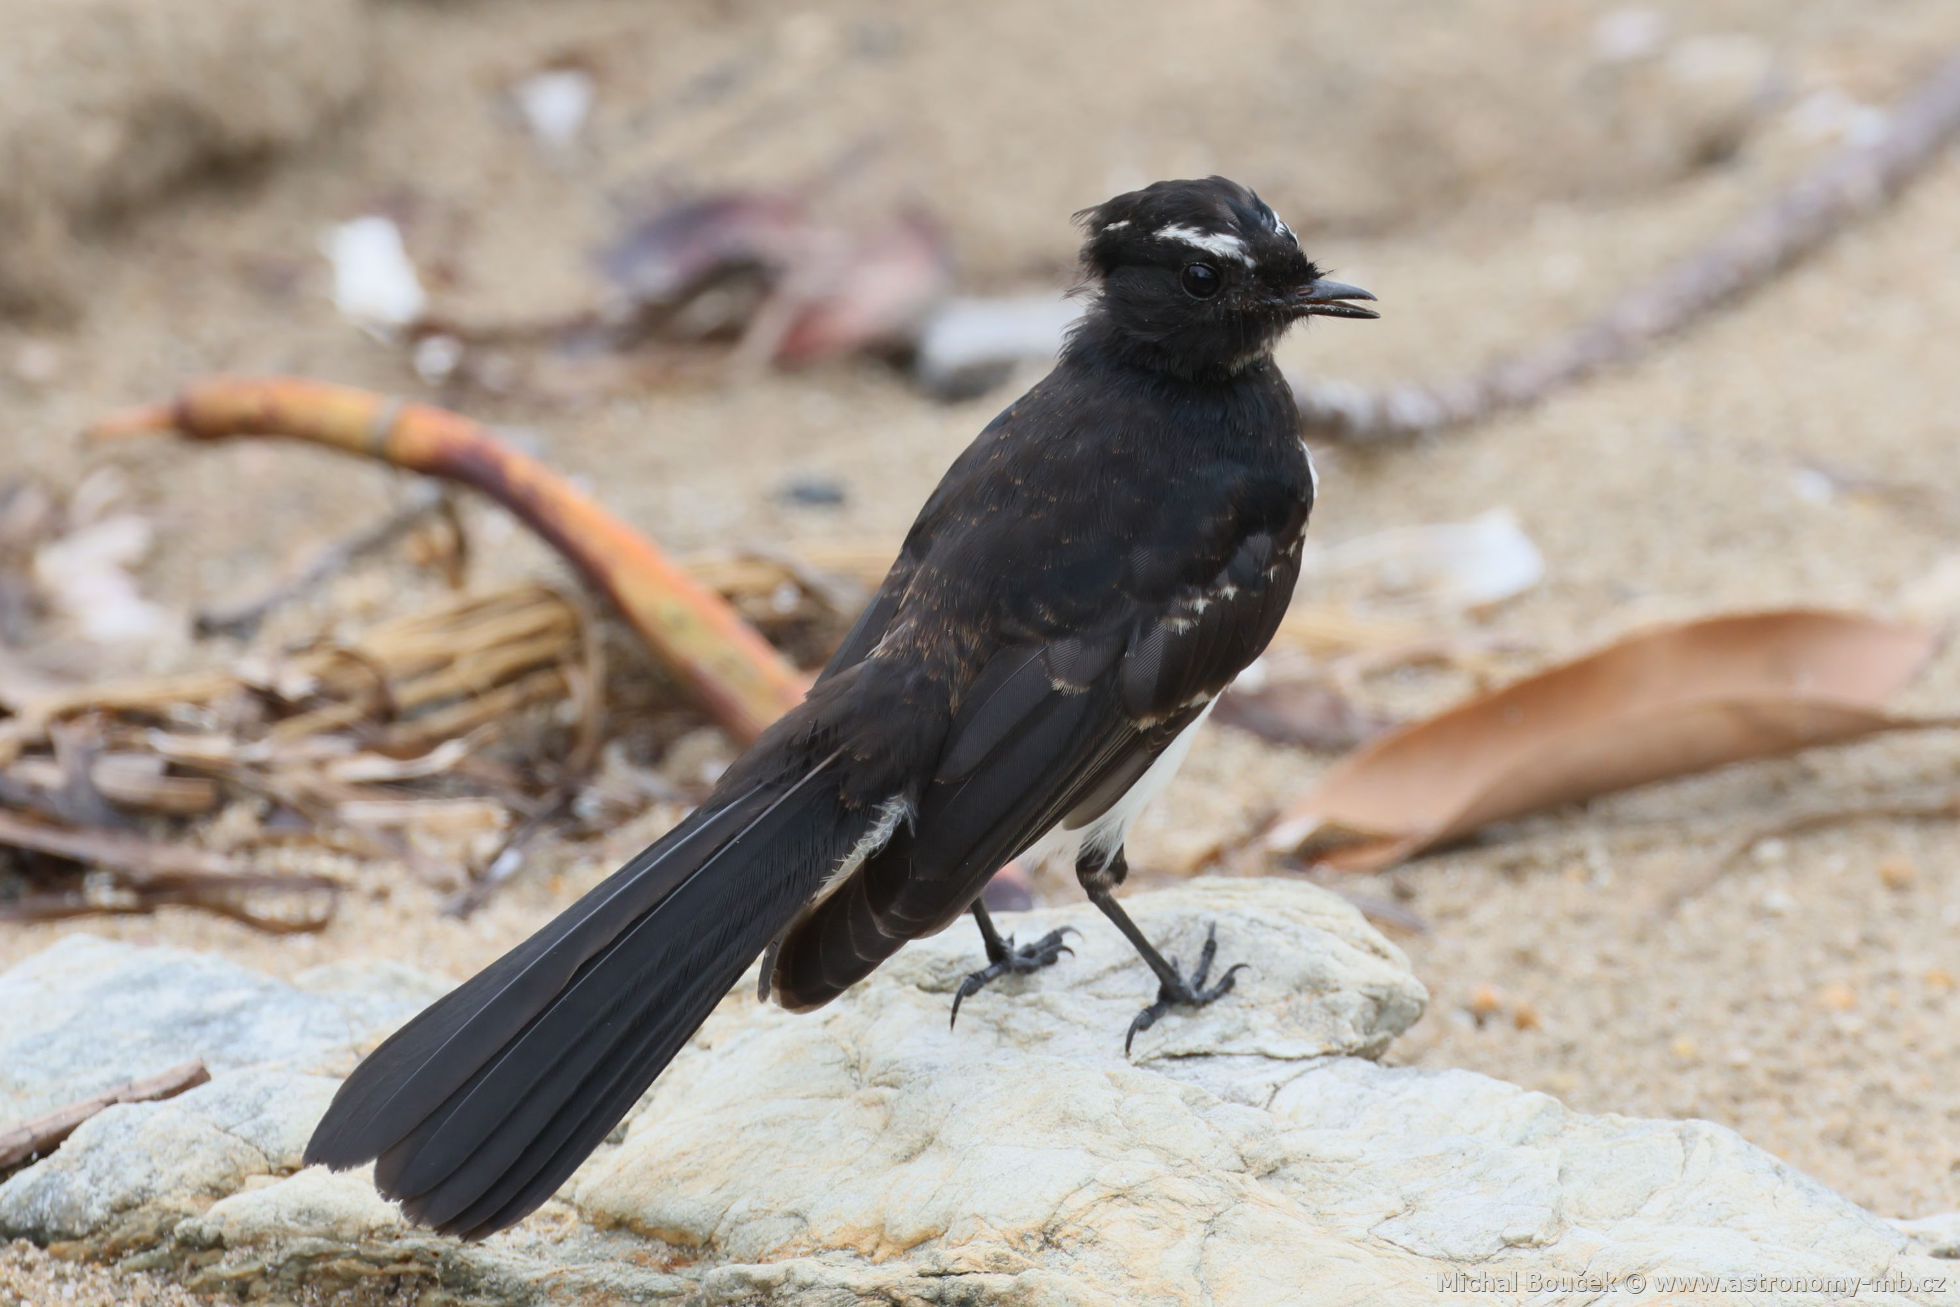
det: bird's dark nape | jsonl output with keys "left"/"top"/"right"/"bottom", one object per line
{"left": 304, "top": 757, "right": 874, "bottom": 1238}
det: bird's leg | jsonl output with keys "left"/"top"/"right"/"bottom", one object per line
{"left": 1077, "top": 846, "right": 1247, "bottom": 1054}
{"left": 948, "top": 901, "right": 1076, "bottom": 1028}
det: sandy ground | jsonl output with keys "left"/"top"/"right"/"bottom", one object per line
{"left": 4, "top": 0, "right": 1960, "bottom": 1297}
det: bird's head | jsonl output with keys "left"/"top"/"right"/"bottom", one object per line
{"left": 1072, "top": 176, "right": 1376, "bottom": 379}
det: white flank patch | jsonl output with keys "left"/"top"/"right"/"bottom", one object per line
{"left": 815, "top": 795, "right": 913, "bottom": 902}
{"left": 1154, "top": 224, "right": 1252, "bottom": 264}
{"left": 1076, "top": 699, "right": 1217, "bottom": 868}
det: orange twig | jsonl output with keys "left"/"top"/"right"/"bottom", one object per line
{"left": 91, "top": 377, "right": 806, "bottom": 742}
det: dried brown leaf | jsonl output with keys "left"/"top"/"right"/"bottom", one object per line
{"left": 1265, "top": 610, "right": 1949, "bottom": 871}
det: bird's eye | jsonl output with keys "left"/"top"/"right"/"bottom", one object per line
{"left": 1180, "top": 262, "right": 1221, "bottom": 299}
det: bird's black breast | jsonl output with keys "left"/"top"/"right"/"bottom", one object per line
{"left": 889, "top": 351, "right": 1309, "bottom": 668}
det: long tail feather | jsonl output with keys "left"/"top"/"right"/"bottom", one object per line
{"left": 305, "top": 753, "right": 867, "bottom": 1238}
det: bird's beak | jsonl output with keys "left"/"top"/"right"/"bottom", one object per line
{"left": 1294, "top": 278, "right": 1378, "bottom": 319}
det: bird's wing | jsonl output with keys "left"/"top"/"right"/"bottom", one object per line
{"left": 817, "top": 558, "right": 911, "bottom": 678}
{"left": 771, "top": 526, "right": 1301, "bottom": 1008}
{"left": 923, "top": 526, "right": 1299, "bottom": 885}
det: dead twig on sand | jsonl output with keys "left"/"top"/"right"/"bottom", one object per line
{"left": 0, "top": 810, "right": 343, "bottom": 932}
{"left": 0, "top": 1061, "right": 210, "bottom": 1171}
{"left": 195, "top": 484, "right": 459, "bottom": 640}
{"left": 1295, "top": 50, "right": 1960, "bottom": 442}
{"left": 0, "top": 877, "right": 340, "bottom": 933}
{"left": 0, "top": 810, "right": 244, "bottom": 877}
{"left": 1654, "top": 791, "right": 1960, "bottom": 918}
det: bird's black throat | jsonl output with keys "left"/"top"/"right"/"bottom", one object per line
{"left": 1060, "top": 304, "right": 1295, "bottom": 385}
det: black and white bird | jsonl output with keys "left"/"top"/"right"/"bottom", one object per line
{"left": 305, "top": 176, "right": 1378, "bottom": 1238}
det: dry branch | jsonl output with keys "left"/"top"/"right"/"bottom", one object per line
{"left": 1295, "top": 49, "right": 1960, "bottom": 442}
{"left": 0, "top": 1061, "right": 210, "bottom": 1171}
{"left": 0, "top": 810, "right": 343, "bottom": 932}
{"left": 91, "top": 377, "right": 806, "bottom": 742}
{"left": 0, "top": 810, "right": 245, "bottom": 878}
{"left": 0, "top": 878, "right": 341, "bottom": 934}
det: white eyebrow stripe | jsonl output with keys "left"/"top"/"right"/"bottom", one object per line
{"left": 1153, "top": 224, "right": 1252, "bottom": 264}
{"left": 1101, "top": 219, "right": 1130, "bottom": 231}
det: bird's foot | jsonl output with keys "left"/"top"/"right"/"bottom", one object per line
{"left": 1124, "top": 924, "right": 1247, "bottom": 1055}
{"left": 949, "top": 928, "right": 1076, "bottom": 1028}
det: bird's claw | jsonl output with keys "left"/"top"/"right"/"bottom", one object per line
{"left": 949, "top": 927, "right": 1076, "bottom": 1028}
{"left": 1124, "top": 924, "right": 1247, "bottom": 1055}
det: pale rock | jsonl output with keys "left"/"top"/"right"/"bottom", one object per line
{"left": 1897, "top": 1212, "right": 1960, "bottom": 1260}
{"left": 0, "top": 934, "right": 442, "bottom": 1126}
{"left": 0, "top": 882, "right": 1953, "bottom": 1305}
{"left": 0, "top": 1070, "right": 334, "bottom": 1242}
{"left": 181, "top": 1165, "right": 406, "bottom": 1249}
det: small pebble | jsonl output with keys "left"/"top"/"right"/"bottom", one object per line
{"left": 1593, "top": 7, "right": 1668, "bottom": 63}
{"left": 1511, "top": 1001, "right": 1542, "bottom": 1032}
{"left": 1467, "top": 984, "right": 1504, "bottom": 1024}
{"left": 1924, "top": 967, "right": 1954, "bottom": 994}
{"left": 1877, "top": 858, "right": 1918, "bottom": 892}
{"left": 777, "top": 476, "right": 849, "bottom": 508}
{"left": 11, "top": 339, "right": 61, "bottom": 385}
{"left": 1751, "top": 838, "right": 1789, "bottom": 866}
{"left": 412, "top": 332, "right": 464, "bottom": 383}
{"left": 1817, "top": 982, "right": 1858, "bottom": 1013}
{"left": 1671, "top": 1035, "right": 1699, "bottom": 1062}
